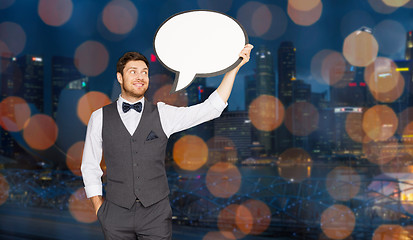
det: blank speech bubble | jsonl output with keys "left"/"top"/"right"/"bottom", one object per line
{"left": 153, "top": 10, "right": 248, "bottom": 93}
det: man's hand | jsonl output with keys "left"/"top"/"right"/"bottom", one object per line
{"left": 217, "top": 44, "right": 254, "bottom": 103}
{"left": 236, "top": 44, "right": 254, "bottom": 70}
{"left": 90, "top": 195, "right": 104, "bottom": 215}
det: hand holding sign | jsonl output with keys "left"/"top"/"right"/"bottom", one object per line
{"left": 154, "top": 10, "right": 248, "bottom": 93}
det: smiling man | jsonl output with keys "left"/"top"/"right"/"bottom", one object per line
{"left": 80, "top": 44, "right": 253, "bottom": 240}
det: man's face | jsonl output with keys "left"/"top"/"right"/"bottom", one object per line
{"left": 117, "top": 60, "right": 149, "bottom": 101}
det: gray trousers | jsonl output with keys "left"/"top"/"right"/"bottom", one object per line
{"left": 97, "top": 197, "right": 172, "bottom": 240}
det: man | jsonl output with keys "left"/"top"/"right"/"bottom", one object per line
{"left": 81, "top": 44, "right": 253, "bottom": 239}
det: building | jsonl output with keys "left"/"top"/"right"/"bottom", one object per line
{"left": 406, "top": 31, "right": 413, "bottom": 61}
{"left": 278, "top": 41, "right": 296, "bottom": 106}
{"left": 51, "top": 56, "right": 87, "bottom": 119}
{"left": 213, "top": 111, "right": 252, "bottom": 163}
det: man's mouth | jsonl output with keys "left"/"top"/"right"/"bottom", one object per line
{"left": 133, "top": 82, "right": 144, "bottom": 88}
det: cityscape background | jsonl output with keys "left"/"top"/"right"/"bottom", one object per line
{"left": 1, "top": 0, "right": 413, "bottom": 239}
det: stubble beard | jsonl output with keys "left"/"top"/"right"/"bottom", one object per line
{"left": 122, "top": 83, "right": 147, "bottom": 100}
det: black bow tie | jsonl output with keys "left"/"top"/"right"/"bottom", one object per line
{"left": 122, "top": 102, "right": 142, "bottom": 113}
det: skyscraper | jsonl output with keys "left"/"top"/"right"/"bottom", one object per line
{"left": 406, "top": 31, "right": 413, "bottom": 61}
{"left": 278, "top": 41, "right": 296, "bottom": 107}
{"left": 51, "top": 56, "right": 87, "bottom": 119}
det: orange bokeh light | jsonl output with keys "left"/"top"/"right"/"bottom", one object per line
{"left": 23, "top": 114, "right": 58, "bottom": 150}
{"left": 0, "top": 174, "right": 9, "bottom": 206}
{"left": 383, "top": 0, "right": 410, "bottom": 7}
{"left": 287, "top": 0, "right": 322, "bottom": 26}
{"left": 152, "top": 84, "right": 188, "bottom": 107}
{"left": 206, "top": 162, "right": 241, "bottom": 198}
{"left": 372, "top": 225, "right": 407, "bottom": 240}
{"left": 66, "top": 141, "right": 84, "bottom": 176}
{"left": 321, "top": 51, "right": 346, "bottom": 86}
{"left": 362, "top": 105, "right": 398, "bottom": 141}
{"left": 364, "top": 57, "right": 405, "bottom": 103}
{"left": 278, "top": 148, "right": 312, "bottom": 182}
{"left": 284, "top": 102, "right": 319, "bottom": 136}
{"left": 74, "top": 41, "right": 109, "bottom": 77}
{"left": 326, "top": 166, "right": 361, "bottom": 201}
{"left": 288, "top": 0, "right": 320, "bottom": 11}
{"left": 202, "top": 231, "right": 230, "bottom": 240}
{"left": 0, "top": 21, "right": 26, "bottom": 56}
{"left": 173, "top": 135, "right": 208, "bottom": 171}
{"left": 0, "top": 96, "right": 31, "bottom": 132}
{"left": 251, "top": 4, "right": 272, "bottom": 37}
{"left": 363, "top": 138, "right": 398, "bottom": 165}
{"left": 343, "top": 29, "right": 378, "bottom": 67}
{"left": 242, "top": 199, "right": 271, "bottom": 235}
{"left": 103, "top": 0, "right": 138, "bottom": 35}
{"left": 380, "top": 153, "right": 413, "bottom": 179}
{"left": 217, "top": 204, "right": 250, "bottom": 239}
{"left": 320, "top": 204, "right": 356, "bottom": 240}
{"left": 345, "top": 112, "right": 372, "bottom": 144}
{"left": 77, "top": 91, "right": 111, "bottom": 125}
{"left": 68, "top": 188, "right": 97, "bottom": 223}
{"left": 248, "top": 95, "right": 284, "bottom": 132}
{"left": 38, "top": 0, "right": 73, "bottom": 27}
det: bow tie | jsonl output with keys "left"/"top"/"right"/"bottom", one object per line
{"left": 122, "top": 102, "right": 142, "bottom": 113}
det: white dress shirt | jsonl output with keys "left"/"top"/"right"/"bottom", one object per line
{"left": 81, "top": 90, "right": 227, "bottom": 198}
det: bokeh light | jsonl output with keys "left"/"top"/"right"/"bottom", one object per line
{"left": 74, "top": 41, "right": 109, "bottom": 76}
{"left": 0, "top": 0, "right": 14, "bottom": 9}
{"left": 68, "top": 188, "right": 97, "bottom": 223}
{"left": 345, "top": 112, "right": 372, "bottom": 144}
{"left": 248, "top": 95, "right": 284, "bottom": 132}
{"left": 0, "top": 22, "right": 26, "bottom": 56}
{"left": 364, "top": 57, "right": 402, "bottom": 95}
{"left": 368, "top": 0, "right": 398, "bottom": 14}
{"left": 398, "top": 107, "right": 413, "bottom": 136}
{"left": 217, "top": 204, "right": 249, "bottom": 239}
{"left": 257, "top": 5, "right": 288, "bottom": 40}
{"left": 66, "top": 141, "right": 84, "bottom": 176}
{"left": 197, "top": 0, "right": 233, "bottom": 12}
{"left": 237, "top": 2, "right": 287, "bottom": 39}
{"left": 284, "top": 102, "right": 319, "bottom": 136}
{"left": 0, "top": 96, "right": 31, "bottom": 132}
{"left": 288, "top": 0, "right": 321, "bottom": 11}
{"left": 277, "top": 148, "right": 312, "bottom": 183}
{"left": 173, "top": 135, "right": 208, "bottom": 171}
{"left": 372, "top": 225, "right": 408, "bottom": 240}
{"left": 207, "top": 136, "right": 237, "bottom": 165}
{"left": 343, "top": 29, "right": 378, "bottom": 67}
{"left": 102, "top": 0, "right": 138, "bottom": 35}
{"left": 382, "top": 0, "right": 410, "bottom": 7}
{"left": 362, "top": 105, "right": 398, "bottom": 141}
{"left": 152, "top": 84, "right": 188, "bottom": 107}
{"left": 326, "top": 166, "right": 361, "bottom": 201}
{"left": 0, "top": 40, "right": 10, "bottom": 57}
{"left": 363, "top": 138, "right": 398, "bottom": 165}
{"left": 242, "top": 199, "right": 271, "bottom": 235}
{"left": 203, "top": 231, "right": 229, "bottom": 240}
{"left": 321, "top": 51, "right": 346, "bottom": 86}
{"left": 23, "top": 114, "right": 58, "bottom": 150}
{"left": 206, "top": 162, "right": 241, "bottom": 198}
{"left": 0, "top": 174, "right": 9, "bottom": 206}
{"left": 320, "top": 204, "right": 356, "bottom": 240}
{"left": 374, "top": 20, "right": 405, "bottom": 56}
{"left": 77, "top": 91, "right": 111, "bottom": 125}
{"left": 38, "top": 0, "right": 73, "bottom": 27}
{"left": 287, "top": 0, "right": 323, "bottom": 26}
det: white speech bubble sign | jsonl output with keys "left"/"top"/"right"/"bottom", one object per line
{"left": 153, "top": 10, "right": 248, "bottom": 93}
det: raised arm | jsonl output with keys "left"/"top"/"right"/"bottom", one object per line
{"left": 217, "top": 44, "right": 254, "bottom": 103}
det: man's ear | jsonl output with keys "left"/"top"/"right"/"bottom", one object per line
{"left": 117, "top": 72, "right": 123, "bottom": 85}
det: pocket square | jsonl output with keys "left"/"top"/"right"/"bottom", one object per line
{"left": 146, "top": 131, "right": 159, "bottom": 141}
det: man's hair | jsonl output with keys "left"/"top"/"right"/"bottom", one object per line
{"left": 116, "top": 52, "right": 149, "bottom": 76}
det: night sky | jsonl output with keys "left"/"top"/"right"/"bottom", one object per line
{"left": 1, "top": 0, "right": 413, "bottom": 112}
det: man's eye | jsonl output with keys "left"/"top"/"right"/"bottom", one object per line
{"left": 131, "top": 70, "right": 136, "bottom": 74}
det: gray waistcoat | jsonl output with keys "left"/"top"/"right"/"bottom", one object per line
{"left": 102, "top": 100, "right": 169, "bottom": 209}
